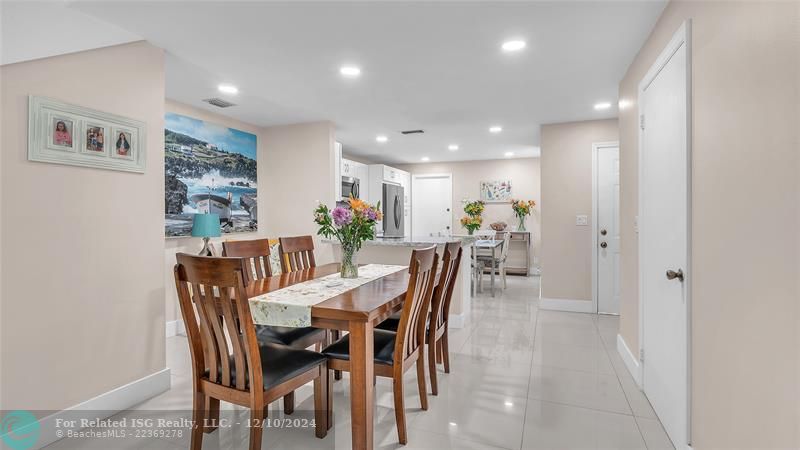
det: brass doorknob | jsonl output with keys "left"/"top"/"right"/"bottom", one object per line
{"left": 666, "top": 269, "right": 684, "bottom": 282}
{"left": 600, "top": 242, "right": 608, "bottom": 249}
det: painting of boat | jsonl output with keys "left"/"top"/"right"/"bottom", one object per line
{"left": 190, "top": 193, "right": 233, "bottom": 225}
{"left": 164, "top": 112, "right": 258, "bottom": 237}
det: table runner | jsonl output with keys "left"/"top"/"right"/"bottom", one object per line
{"left": 249, "top": 264, "right": 407, "bottom": 327}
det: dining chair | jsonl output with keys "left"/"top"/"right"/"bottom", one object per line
{"left": 375, "top": 243, "right": 462, "bottom": 396}
{"left": 477, "top": 231, "right": 511, "bottom": 289}
{"left": 173, "top": 253, "right": 330, "bottom": 450}
{"left": 278, "top": 235, "right": 316, "bottom": 272}
{"left": 427, "top": 242, "right": 462, "bottom": 395}
{"left": 222, "top": 238, "right": 329, "bottom": 414}
{"left": 322, "top": 246, "right": 439, "bottom": 445}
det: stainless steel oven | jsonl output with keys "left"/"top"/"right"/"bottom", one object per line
{"left": 341, "top": 176, "right": 360, "bottom": 200}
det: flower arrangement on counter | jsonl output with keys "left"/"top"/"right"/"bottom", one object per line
{"left": 314, "top": 196, "right": 382, "bottom": 278}
{"left": 511, "top": 199, "right": 536, "bottom": 231}
{"left": 460, "top": 215, "right": 483, "bottom": 235}
{"left": 461, "top": 199, "right": 485, "bottom": 235}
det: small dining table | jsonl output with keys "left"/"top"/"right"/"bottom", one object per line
{"left": 244, "top": 263, "right": 410, "bottom": 450}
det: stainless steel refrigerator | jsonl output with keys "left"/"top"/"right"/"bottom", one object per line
{"left": 382, "top": 183, "right": 405, "bottom": 237}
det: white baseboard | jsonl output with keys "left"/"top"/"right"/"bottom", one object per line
{"left": 617, "top": 334, "right": 642, "bottom": 386}
{"left": 540, "top": 297, "right": 594, "bottom": 313}
{"left": 31, "top": 368, "right": 171, "bottom": 449}
{"left": 166, "top": 319, "right": 185, "bottom": 337}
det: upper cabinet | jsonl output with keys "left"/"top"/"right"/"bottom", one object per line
{"left": 334, "top": 142, "right": 343, "bottom": 200}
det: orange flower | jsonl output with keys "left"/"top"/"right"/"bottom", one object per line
{"left": 348, "top": 196, "right": 368, "bottom": 212}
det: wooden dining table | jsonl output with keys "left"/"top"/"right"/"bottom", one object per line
{"left": 244, "top": 262, "right": 411, "bottom": 450}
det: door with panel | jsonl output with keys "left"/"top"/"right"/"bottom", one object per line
{"left": 596, "top": 144, "right": 620, "bottom": 314}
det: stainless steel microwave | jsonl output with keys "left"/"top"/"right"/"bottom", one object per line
{"left": 341, "top": 176, "right": 360, "bottom": 199}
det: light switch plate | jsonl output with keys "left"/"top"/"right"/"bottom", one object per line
{"left": 576, "top": 215, "right": 588, "bottom": 226}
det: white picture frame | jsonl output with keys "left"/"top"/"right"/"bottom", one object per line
{"left": 28, "top": 96, "right": 146, "bottom": 173}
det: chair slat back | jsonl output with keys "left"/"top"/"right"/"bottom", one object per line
{"left": 499, "top": 232, "right": 512, "bottom": 260}
{"left": 222, "top": 238, "right": 273, "bottom": 284}
{"left": 279, "top": 236, "right": 317, "bottom": 273}
{"left": 431, "top": 242, "right": 462, "bottom": 332}
{"left": 174, "top": 253, "right": 262, "bottom": 393}
{"left": 394, "top": 246, "right": 439, "bottom": 363}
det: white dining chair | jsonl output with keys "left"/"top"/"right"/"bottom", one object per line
{"left": 477, "top": 231, "right": 511, "bottom": 289}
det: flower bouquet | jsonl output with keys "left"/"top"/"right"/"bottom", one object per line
{"left": 460, "top": 215, "right": 483, "bottom": 235}
{"left": 461, "top": 199, "right": 485, "bottom": 235}
{"left": 314, "top": 196, "right": 382, "bottom": 278}
{"left": 511, "top": 199, "right": 536, "bottom": 231}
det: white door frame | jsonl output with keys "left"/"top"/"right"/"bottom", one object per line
{"left": 411, "top": 173, "right": 453, "bottom": 237}
{"left": 591, "top": 141, "right": 620, "bottom": 314}
{"left": 638, "top": 20, "right": 692, "bottom": 447}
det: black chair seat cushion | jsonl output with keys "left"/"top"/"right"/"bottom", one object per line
{"left": 205, "top": 342, "right": 326, "bottom": 391}
{"left": 255, "top": 325, "right": 326, "bottom": 348}
{"left": 322, "top": 329, "right": 397, "bottom": 365}
{"left": 375, "top": 313, "right": 401, "bottom": 331}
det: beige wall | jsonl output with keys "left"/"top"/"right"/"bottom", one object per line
{"left": 398, "top": 158, "right": 541, "bottom": 264}
{"left": 0, "top": 42, "right": 166, "bottom": 411}
{"left": 262, "top": 122, "right": 337, "bottom": 266}
{"left": 540, "top": 119, "right": 618, "bottom": 301}
{"left": 163, "top": 100, "right": 268, "bottom": 324}
{"left": 618, "top": 2, "right": 799, "bottom": 447}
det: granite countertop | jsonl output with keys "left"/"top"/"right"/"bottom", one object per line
{"left": 323, "top": 236, "right": 477, "bottom": 247}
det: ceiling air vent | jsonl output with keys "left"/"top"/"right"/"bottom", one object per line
{"left": 203, "top": 98, "right": 237, "bottom": 108}
{"left": 400, "top": 129, "right": 425, "bottom": 135}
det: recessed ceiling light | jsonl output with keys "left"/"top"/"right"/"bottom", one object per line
{"left": 502, "top": 40, "right": 526, "bottom": 52}
{"left": 217, "top": 84, "right": 238, "bottom": 94}
{"left": 376, "top": 135, "right": 388, "bottom": 143}
{"left": 504, "top": 401, "right": 514, "bottom": 407}
{"left": 448, "top": 422, "right": 458, "bottom": 427}
{"left": 421, "top": 156, "right": 430, "bottom": 162}
{"left": 504, "top": 151, "right": 514, "bottom": 157}
{"left": 340, "top": 66, "right": 361, "bottom": 77}
{"left": 448, "top": 144, "right": 459, "bottom": 151}
{"left": 594, "top": 102, "right": 612, "bottom": 110}
{"left": 489, "top": 126, "right": 503, "bottom": 133}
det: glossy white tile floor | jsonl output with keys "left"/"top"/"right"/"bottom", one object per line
{"left": 45, "top": 276, "right": 674, "bottom": 449}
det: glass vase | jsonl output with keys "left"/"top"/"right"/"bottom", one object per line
{"left": 340, "top": 243, "right": 359, "bottom": 278}
{"left": 517, "top": 215, "right": 526, "bottom": 231}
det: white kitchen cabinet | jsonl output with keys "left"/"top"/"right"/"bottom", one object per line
{"left": 341, "top": 158, "right": 355, "bottom": 177}
{"left": 334, "top": 142, "right": 342, "bottom": 200}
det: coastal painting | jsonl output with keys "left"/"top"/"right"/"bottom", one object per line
{"left": 480, "top": 179, "right": 513, "bottom": 202}
{"left": 164, "top": 112, "right": 258, "bottom": 237}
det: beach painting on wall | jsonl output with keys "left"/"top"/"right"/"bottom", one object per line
{"left": 480, "top": 180, "right": 513, "bottom": 202}
{"left": 164, "top": 112, "right": 258, "bottom": 237}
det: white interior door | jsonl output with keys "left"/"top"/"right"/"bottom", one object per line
{"left": 411, "top": 174, "right": 452, "bottom": 237}
{"left": 596, "top": 144, "right": 620, "bottom": 314}
{"left": 639, "top": 22, "right": 691, "bottom": 448}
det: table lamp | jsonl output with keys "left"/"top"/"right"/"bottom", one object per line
{"left": 191, "top": 213, "right": 221, "bottom": 256}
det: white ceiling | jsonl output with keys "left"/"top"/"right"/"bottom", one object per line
{"left": 69, "top": 1, "right": 665, "bottom": 164}
{"left": 0, "top": 1, "right": 140, "bottom": 66}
